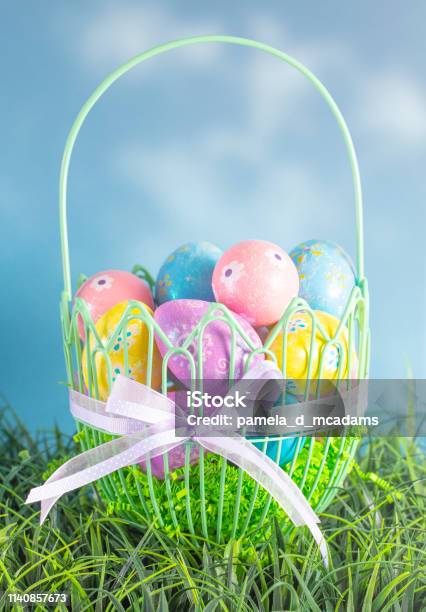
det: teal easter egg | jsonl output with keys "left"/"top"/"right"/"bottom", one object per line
{"left": 248, "top": 393, "right": 306, "bottom": 465}
{"left": 289, "top": 240, "right": 356, "bottom": 319}
{"left": 155, "top": 242, "right": 222, "bottom": 305}
{"left": 259, "top": 435, "right": 306, "bottom": 465}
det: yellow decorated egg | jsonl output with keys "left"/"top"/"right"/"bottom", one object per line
{"left": 82, "top": 301, "right": 162, "bottom": 400}
{"left": 266, "top": 310, "right": 351, "bottom": 394}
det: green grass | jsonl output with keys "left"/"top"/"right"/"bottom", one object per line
{"left": 0, "top": 403, "right": 425, "bottom": 611}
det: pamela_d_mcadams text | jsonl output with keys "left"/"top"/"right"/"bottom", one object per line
{"left": 186, "top": 414, "right": 380, "bottom": 428}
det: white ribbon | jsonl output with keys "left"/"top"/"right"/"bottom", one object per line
{"left": 26, "top": 362, "right": 328, "bottom": 565}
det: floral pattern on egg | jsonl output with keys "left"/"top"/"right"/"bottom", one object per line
{"left": 90, "top": 274, "right": 114, "bottom": 292}
{"left": 82, "top": 301, "right": 162, "bottom": 401}
{"left": 76, "top": 269, "right": 154, "bottom": 340}
{"left": 212, "top": 240, "right": 299, "bottom": 327}
{"left": 219, "top": 260, "right": 245, "bottom": 293}
{"left": 266, "top": 310, "right": 353, "bottom": 396}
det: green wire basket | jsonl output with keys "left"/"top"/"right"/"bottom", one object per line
{"left": 59, "top": 36, "right": 370, "bottom": 543}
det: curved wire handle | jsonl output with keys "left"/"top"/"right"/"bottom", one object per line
{"left": 60, "top": 35, "right": 364, "bottom": 302}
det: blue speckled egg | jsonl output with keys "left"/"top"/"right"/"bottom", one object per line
{"left": 249, "top": 394, "right": 306, "bottom": 465}
{"left": 289, "top": 240, "right": 356, "bottom": 319}
{"left": 155, "top": 242, "right": 222, "bottom": 305}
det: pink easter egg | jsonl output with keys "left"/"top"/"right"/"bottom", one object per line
{"left": 154, "top": 299, "right": 264, "bottom": 395}
{"left": 75, "top": 270, "right": 154, "bottom": 339}
{"left": 138, "top": 391, "right": 200, "bottom": 479}
{"left": 212, "top": 240, "right": 299, "bottom": 327}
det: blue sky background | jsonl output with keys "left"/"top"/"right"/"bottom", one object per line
{"left": 1, "top": 2, "right": 425, "bottom": 432}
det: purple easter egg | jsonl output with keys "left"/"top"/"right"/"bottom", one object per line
{"left": 138, "top": 391, "right": 200, "bottom": 479}
{"left": 154, "top": 299, "right": 264, "bottom": 394}
{"left": 140, "top": 443, "right": 199, "bottom": 479}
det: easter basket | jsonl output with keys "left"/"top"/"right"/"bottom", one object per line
{"left": 59, "top": 36, "right": 370, "bottom": 543}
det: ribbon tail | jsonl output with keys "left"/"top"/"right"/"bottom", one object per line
{"left": 198, "top": 435, "right": 328, "bottom": 567}
{"left": 39, "top": 497, "right": 59, "bottom": 525}
{"left": 26, "top": 426, "right": 186, "bottom": 524}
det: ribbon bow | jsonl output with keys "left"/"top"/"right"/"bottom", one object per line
{"left": 26, "top": 362, "right": 328, "bottom": 565}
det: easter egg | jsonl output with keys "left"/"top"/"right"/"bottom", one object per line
{"left": 260, "top": 435, "right": 305, "bottom": 464}
{"left": 249, "top": 393, "right": 306, "bottom": 465}
{"left": 212, "top": 240, "right": 299, "bottom": 327}
{"left": 155, "top": 242, "right": 222, "bottom": 305}
{"left": 251, "top": 434, "right": 305, "bottom": 465}
{"left": 289, "top": 240, "right": 356, "bottom": 319}
{"left": 76, "top": 270, "right": 154, "bottom": 339}
{"left": 138, "top": 392, "right": 200, "bottom": 479}
{"left": 266, "top": 310, "right": 350, "bottom": 395}
{"left": 154, "top": 299, "right": 264, "bottom": 395}
{"left": 82, "top": 301, "right": 162, "bottom": 401}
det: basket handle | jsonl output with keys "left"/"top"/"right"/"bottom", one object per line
{"left": 60, "top": 35, "right": 364, "bottom": 301}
